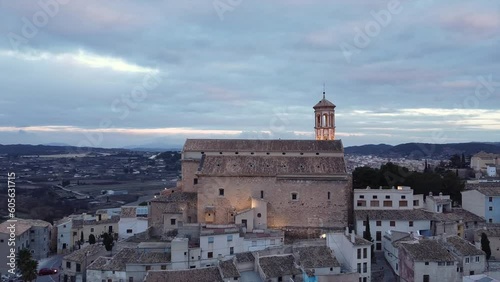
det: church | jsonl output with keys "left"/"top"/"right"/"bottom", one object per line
{"left": 149, "top": 92, "right": 352, "bottom": 237}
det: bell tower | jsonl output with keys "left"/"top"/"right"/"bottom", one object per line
{"left": 313, "top": 89, "right": 336, "bottom": 140}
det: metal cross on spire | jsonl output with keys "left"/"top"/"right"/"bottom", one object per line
{"left": 323, "top": 83, "right": 326, "bottom": 99}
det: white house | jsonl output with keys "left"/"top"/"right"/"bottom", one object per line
{"left": 243, "top": 229, "right": 284, "bottom": 252}
{"left": 354, "top": 186, "right": 424, "bottom": 210}
{"left": 56, "top": 217, "right": 73, "bottom": 254}
{"left": 398, "top": 239, "right": 459, "bottom": 282}
{"left": 382, "top": 230, "right": 418, "bottom": 277}
{"left": 462, "top": 183, "right": 500, "bottom": 224}
{"left": 443, "top": 236, "right": 486, "bottom": 277}
{"left": 424, "top": 192, "right": 452, "bottom": 213}
{"left": 327, "top": 229, "right": 372, "bottom": 282}
{"left": 199, "top": 225, "right": 243, "bottom": 265}
{"left": 293, "top": 246, "right": 341, "bottom": 281}
{"left": 354, "top": 209, "right": 432, "bottom": 252}
{"left": 257, "top": 254, "right": 302, "bottom": 282}
{"left": 86, "top": 248, "right": 170, "bottom": 282}
{"left": 118, "top": 206, "right": 149, "bottom": 240}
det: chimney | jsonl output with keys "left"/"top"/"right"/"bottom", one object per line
{"left": 350, "top": 230, "right": 355, "bottom": 244}
{"left": 345, "top": 227, "right": 349, "bottom": 236}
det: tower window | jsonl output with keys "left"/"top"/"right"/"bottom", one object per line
{"left": 266, "top": 152, "right": 270, "bottom": 155}
{"left": 316, "top": 153, "right": 319, "bottom": 155}
{"left": 328, "top": 192, "right": 331, "bottom": 200}
{"left": 235, "top": 152, "right": 239, "bottom": 154}
{"left": 282, "top": 152, "right": 286, "bottom": 155}
{"left": 260, "top": 190, "right": 264, "bottom": 199}
{"left": 193, "top": 178, "right": 198, "bottom": 185}
{"left": 291, "top": 193, "right": 298, "bottom": 200}
{"left": 219, "top": 189, "right": 224, "bottom": 196}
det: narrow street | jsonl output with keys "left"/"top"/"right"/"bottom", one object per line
{"left": 36, "top": 255, "right": 63, "bottom": 282}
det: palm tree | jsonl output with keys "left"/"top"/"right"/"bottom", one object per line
{"left": 16, "top": 249, "right": 38, "bottom": 282}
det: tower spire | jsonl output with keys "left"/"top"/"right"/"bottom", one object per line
{"left": 323, "top": 83, "right": 325, "bottom": 99}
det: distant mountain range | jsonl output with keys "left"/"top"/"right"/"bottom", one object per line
{"left": 0, "top": 144, "right": 127, "bottom": 155}
{"left": 345, "top": 142, "right": 500, "bottom": 159}
{"left": 1, "top": 142, "right": 499, "bottom": 158}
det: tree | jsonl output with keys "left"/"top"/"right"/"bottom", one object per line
{"left": 481, "top": 233, "right": 492, "bottom": 260}
{"left": 363, "top": 215, "right": 374, "bottom": 260}
{"left": 88, "top": 234, "right": 96, "bottom": 244}
{"left": 449, "top": 154, "right": 461, "bottom": 168}
{"left": 102, "top": 232, "right": 114, "bottom": 252}
{"left": 17, "top": 249, "right": 38, "bottom": 282}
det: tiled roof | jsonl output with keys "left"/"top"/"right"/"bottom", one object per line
{"left": 446, "top": 236, "right": 485, "bottom": 256}
{"left": 63, "top": 242, "right": 138, "bottom": 263}
{"left": 235, "top": 252, "right": 254, "bottom": 263}
{"left": 150, "top": 192, "right": 197, "bottom": 203}
{"left": 86, "top": 257, "right": 110, "bottom": 270}
{"left": 135, "top": 252, "right": 171, "bottom": 264}
{"left": 472, "top": 152, "right": 500, "bottom": 158}
{"left": 476, "top": 186, "right": 500, "bottom": 196}
{"left": 72, "top": 216, "right": 120, "bottom": 229}
{"left": 465, "top": 183, "right": 500, "bottom": 196}
{"left": 198, "top": 155, "right": 347, "bottom": 176}
{"left": 0, "top": 218, "right": 51, "bottom": 235}
{"left": 64, "top": 244, "right": 105, "bottom": 262}
{"left": 183, "top": 139, "right": 343, "bottom": 153}
{"left": 313, "top": 98, "right": 336, "bottom": 109}
{"left": 0, "top": 221, "right": 30, "bottom": 236}
{"left": 145, "top": 267, "right": 223, "bottom": 282}
{"left": 399, "top": 240, "right": 456, "bottom": 262}
{"left": 87, "top": 248, "right": 170, "bottom": 271}
{"left": 120, "top": 207, "right": 137, "bottom": 218}
{"left": 433, "top": 208, "right": 485, "bottom": 223}
{"left": 475, "top": 227, "right": 500, "bottom": 237}
{"left": 259, "top": 255, "right": 302, "bottom": 278}
{"left": 295, "top": 246, "right": 340, "bottom": 269}
{"left": 219, "top": 260, "right": 240, "bottom": 278}
{"left": 347, "top": 235, "right": 372, "bottom": 246}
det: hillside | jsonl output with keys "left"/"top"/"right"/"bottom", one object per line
{"left": 345, "top": 142, "right": 500, "bottom": 159}
{"left": 0, "top": 144, "right": 126, "bottom": 156}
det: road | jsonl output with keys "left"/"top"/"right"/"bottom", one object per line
{"left": 36, "top": 255, "right": 63, "bottom": 282}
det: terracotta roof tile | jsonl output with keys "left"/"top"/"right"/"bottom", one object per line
{"left": 198, "top": 155, "right": 346, "bottom": 176}
{"left": 183, "top": 139, "right": 343, "bottom": 153}
{"left": 145, "top": 267, "right": 224, "bottom": 282}
{"left": 295, "top": 246, "right": 340, "bottom": 268}
{"left": 399, "top": 240, "right": 456, "bottom": 262}
{"left": 259, "top": 255, "right": 302, "bottom": 278}
{"left": 219, "top": 259, "right": 240, "bottom": 278}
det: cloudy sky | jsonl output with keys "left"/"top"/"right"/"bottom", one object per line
{"left": 1, "top": 0, "right": 499, "bottom": 148}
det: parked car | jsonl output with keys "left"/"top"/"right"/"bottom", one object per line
{"left": 38, "top": 268, "right": 58, "bottom": 275}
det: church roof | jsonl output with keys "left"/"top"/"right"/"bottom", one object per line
{"left": 313, "top": 97, "right": 336, "bottom": 109}
{"left": 197, "top": 155, "right": 347, "bottom": 176}
{"left": 183, "top": 139, "right": 343, "bottom": 153}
